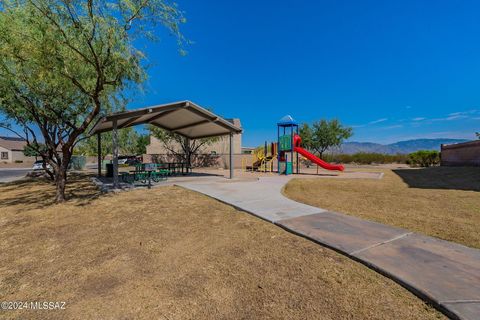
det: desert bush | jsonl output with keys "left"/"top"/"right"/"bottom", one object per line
{"left": 69, "top": 156, "right": 86, "bottom": 170}
{"left": 322, "top": 153, "right": 407, "bottom": 165}
{"left": 406, "top": 150, "right": 440, "bottom": 167}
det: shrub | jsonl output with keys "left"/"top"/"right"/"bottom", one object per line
{"left": 322, "top": 153, "right": 407, "bottom": 165}
{"left": 407, "top": 150, "right": 440, "bottom": 167}
{"left": 69, "top": 156, "right": 86, "bottom": 170}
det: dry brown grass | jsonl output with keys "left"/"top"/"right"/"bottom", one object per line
{"left": 0, "top": 175, "right": 443, "bottom": 319}
{"left": 284, "top": 167, "right": 480, "bottom": 248}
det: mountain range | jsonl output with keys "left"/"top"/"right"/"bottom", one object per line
{"left": 337, "top": 138, "right": 469, "bottom": 155}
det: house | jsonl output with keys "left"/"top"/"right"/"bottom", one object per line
{"left": 0, "top": 136, "right": 34, "bottom": 164}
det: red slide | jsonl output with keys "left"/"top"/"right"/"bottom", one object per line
{"left": 293, "top": 135, "right": 344, "bottom": 171}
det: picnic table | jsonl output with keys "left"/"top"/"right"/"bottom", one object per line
{"left": 120, "top": 162, "right": 189, "bottom": 188}
{"left": 155, "top": 162, "right": 189, "bottom": 175}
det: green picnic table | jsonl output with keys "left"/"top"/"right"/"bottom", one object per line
{"left": 120, "top": 164, "right": 170, "bottom": 187}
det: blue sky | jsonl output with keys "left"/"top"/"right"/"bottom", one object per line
{"left": 129, "top": 0, "right": 480, "bottom": 146}
{"left": 2, "top": 0, "right": 480, "bottom": 146}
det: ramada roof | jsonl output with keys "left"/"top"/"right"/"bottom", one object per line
{"left": 89, "top": 100, "right": 242, "bottom": 139}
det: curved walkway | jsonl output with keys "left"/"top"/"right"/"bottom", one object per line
{"left": 177, "top": 176, "right": 480, "bottom": 320}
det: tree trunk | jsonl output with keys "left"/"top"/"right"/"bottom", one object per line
{"left": 54, "top": 150, "right": 71, "bottom": 203}
{"left": 186, "top": 149, "right": 192, "bottom": 171}
{"left": 55, "top": 167, "right": 67, "bottom": 203}
{"left": 41, "top": 155, "right": 55, "bottom": 181}
{"left": 184, "top": 139, "right": 192, "bottom": 171}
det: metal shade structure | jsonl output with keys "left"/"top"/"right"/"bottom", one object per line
{"left": 89, "top": 101, "right": 242, "bottom": 139}
{"left": 90, "top": 101, "right": 242, "bottom": 187}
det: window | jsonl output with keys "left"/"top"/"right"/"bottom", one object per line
{"left": 1, "top": 152, "right": 8, "bottom": 160}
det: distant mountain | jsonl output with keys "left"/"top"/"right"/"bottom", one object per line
{"left": 338, "top": 138, "right": 469, "bottom": 155}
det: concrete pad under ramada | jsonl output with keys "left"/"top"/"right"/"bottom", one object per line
{"left": 177, "top": 175, "right": 480, "bottom": 320}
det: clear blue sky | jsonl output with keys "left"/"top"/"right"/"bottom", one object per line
{"left": 3, "top": 0, "right": 480, "bottom": 146}
{"left": 130, "top": 0, "right": 480, "bottom": 146}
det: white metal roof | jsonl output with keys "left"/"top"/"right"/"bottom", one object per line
{"left": 89, "top": 101, "right": 242, "bottom": 139}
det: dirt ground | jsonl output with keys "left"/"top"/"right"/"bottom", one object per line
{"left": 284, "top": 166, "right": 480, "bottom": 249}
{"left": 0, "top": 175, "right": 443, "bottom": 319}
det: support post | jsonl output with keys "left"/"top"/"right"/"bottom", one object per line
{"left": 113, "top": 119, "right": 119, "bottom": 189}
{"left": 277, "top": 125, "right": 280, "bottom": 175}
{"left": 291, "top": 125, "right": 294, "bottom": 176}
{"left": 186, "top": 138, "right": 190, "bottom": 174}
{"left": 97, "top": 133, "right": 102, "bottom": 177}
{"left": 229, "top": 133, "right": 234, "bottom": 179}
{"left": 296, "top": 125, "right": 299, "bottom": 174}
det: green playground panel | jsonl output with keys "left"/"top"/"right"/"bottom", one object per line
{"left": 279, "top": 134, "right": 292, "bottom": 151}
{"left": 279, "top": 161, "right": 293, "bottom": 175}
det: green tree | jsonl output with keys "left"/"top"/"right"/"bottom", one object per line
{"left": 407, "top": 150, "right": 440, "bottom": 167}
{"left": 23, "top": 142, "right": 46, "bottom": 159}
{"left": 75, "top": 127, "right": 147, "bottom": 158}
{"left": 302, "top": 119, "right": 353, "bottom": 158}
{"left": 150, "top": 126, "right": 219, "bottom": 168}
{"left": 299, "top": 123, "right": 314, "bottom": 150}
{"left": 0, "top": 0, "right": 186, "bottom": 202}
{"left": 134, "top": 133, "right": 150, "bottom": 155}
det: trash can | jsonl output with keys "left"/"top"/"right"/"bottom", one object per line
{"left": 106, "top": 163, "right": 113, "bottom": 177}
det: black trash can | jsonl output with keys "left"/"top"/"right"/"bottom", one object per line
{"left": 106, "top": 163, "right": 113, "bottom": 177}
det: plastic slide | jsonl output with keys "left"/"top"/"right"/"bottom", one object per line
{"left": 293, "top": 135, "right": 344, "bottom": 171}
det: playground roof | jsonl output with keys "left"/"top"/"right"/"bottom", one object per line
{"left": 277, "top": 115, "right": 298, "bottom": 126}
{"left": 89, "top": 101, "right": 242, "bottom": 139}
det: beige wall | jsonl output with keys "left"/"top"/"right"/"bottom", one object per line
{"left": 143, "top": 153, "right": 257, "bottom": 169}
{"left": 11, "top": 151, "right": 36, "bottom": 164}
{"left": 146, "top": 133, "right": 242, "bottom": 155}
{"left": 144, "top": 118, "right": 250, "bottom": 168}
{"left": 146, "top": 119, "right": 243, "bottom": 156}
{"left": 441, "top": 140, "right": 480, "bottom": 166}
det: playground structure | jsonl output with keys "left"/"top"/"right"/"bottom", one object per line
{"left": 293, "top": 134, "right": 345, "bottom": 171}
{"left": 277, "top": 115, "right": 299, "bottom": 175}
{"left": 243, "top": 115, "right": 344, "bottom": 174}
{"left": 277, "top": 115, "right": 344, "bottom": 174}
{"left": 242, "top": 142, "right": 278, "bottom": 173}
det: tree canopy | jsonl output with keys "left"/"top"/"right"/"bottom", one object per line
{"left": 75, "top": 127, "right": 149, "bottom": 158}
{"left": 149, "top": 126, "right": 219, "bottom": 167}
{"left": 0, "top": 0, "right": 186, "bottom": 201}
{"left": 299, "top": 119, "right": 353, "bottom": 158}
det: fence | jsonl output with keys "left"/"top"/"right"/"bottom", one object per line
{"left": 441, "top": 140, "right": 480, "bottom": 166}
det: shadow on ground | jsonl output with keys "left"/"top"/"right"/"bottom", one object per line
{"left": 0, "top": 173, "right": 102, "bottom": 210}
{"left": 393, "top": 167, "right": 480, "bottom": 191}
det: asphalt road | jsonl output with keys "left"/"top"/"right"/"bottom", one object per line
{"left": 0, "top": 168, "right": 31, "bottom": 183}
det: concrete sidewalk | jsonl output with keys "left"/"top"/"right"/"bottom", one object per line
{"left": 177, "top": 176, "right": 480, "bottom": 320}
